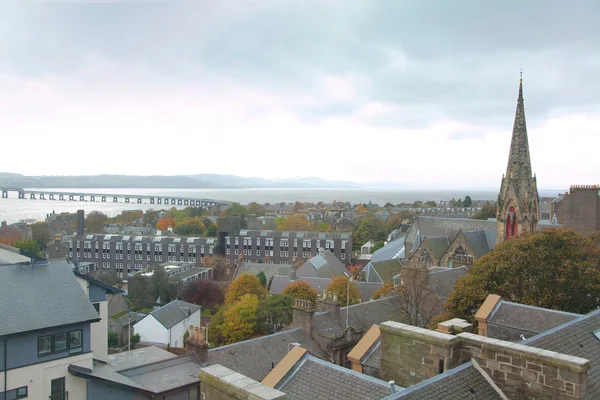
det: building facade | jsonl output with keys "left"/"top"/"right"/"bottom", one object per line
{"left": 69, "top": 234, "right": 216, "bottom": 278}
{"left": 224, "top": 229, "right": 353, "bottom": 266}
{"left": 550, "top": 185, "right": 600, "bottom": 236}
{"left": 497, "top": 76, "right": 540, "bottom": 243}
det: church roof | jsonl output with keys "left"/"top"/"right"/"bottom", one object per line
{"left": 505, "top": 76, "right": 532, "bottom": 187}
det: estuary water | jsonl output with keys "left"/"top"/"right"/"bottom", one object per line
{"left": 0, "top": 187, "right": 560, "bottom": 224}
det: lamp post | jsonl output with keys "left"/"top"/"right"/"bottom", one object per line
{"left": 343, "top": 272, "right": 352, "bottom": 328}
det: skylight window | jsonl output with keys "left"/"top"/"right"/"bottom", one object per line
{"left": 593, "top": 329, "right": 600, "bottom": 341}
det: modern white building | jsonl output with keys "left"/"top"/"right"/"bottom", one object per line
{"left": 135, "top": 300, "right": 201, "bottom": 348}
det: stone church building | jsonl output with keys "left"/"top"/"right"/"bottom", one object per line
{"left": 407, "top": 77, "right": 543, "bottom": 268}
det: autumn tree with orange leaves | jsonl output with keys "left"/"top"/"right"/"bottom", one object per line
{"left": 156, "top": 218, "right": 177, "bottom": 231}
{"left": 276, "top": 215, "right": 313, "bottom": 231}
{"left": 325, "top": 276, "right": 361, "bottom": 306}
{"left": 224, "top": 273, "right": 268, "bottom": 305}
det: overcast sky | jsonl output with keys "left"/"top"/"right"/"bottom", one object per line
{"left": 1, "top": 0, "right": 599, "bottom": 189}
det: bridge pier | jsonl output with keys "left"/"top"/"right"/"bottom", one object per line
{"left": 18, "top": 191, "right": 25, "bottom": 199}
{"left": 150, "top": 198, "right": 155, "bottom": 204}
{"left": 49, "top": 194, "right": 55, "bottom": 200}
{"left": 30, "top": 193, "right": 36, "bottom": 199}
{"left": 69, "top": 195, "right": 74, "bottom": 201}
{"left": 91, "top": 196, "right": 95, "bottom": 202}
{"left": 137, "top": 198, "right": 142, "bottom": 204}
{"left": 80, "top": 195, "right": 85, "bottom": 201}
{"left": 184, "top": 199, "right": 189, "bottom": 205}
{"left": 174, "top": 199, "right": 179, "bottom": 205}
{"left": 40, "top": 194, "right": 45, "bottom": 200}
{"left": 102, "top": 197, "right": 106, "bottom": 202}
{"left": 157, "top": 198, "right": 162, "bottom": 204}
{"left": 113, "top": 197, "right": 118, "bottom": 203}
{"left": 59, "top": 194, "right": 64, "bottom": 201}
{"left": 125, "top": 198, "right": 130, "bottom": 203}
{"left": 1, "top": 191, "right": 7, "bottom": 198}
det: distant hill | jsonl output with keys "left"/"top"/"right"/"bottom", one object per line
{"left": 0, "top": 173, "right": 364, "bottom": 189}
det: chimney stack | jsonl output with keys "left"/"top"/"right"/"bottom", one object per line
{"left": 291, "top": 298, "right": 314, "bottom": 335}
{"left": 317, "top": 291, "right": 341, "bottom": 321}
{"left": 185, "top": 325, "right": 208, "bottom": 363}
{"left": 77, "top": 210, "right": 85, "bottom": 238}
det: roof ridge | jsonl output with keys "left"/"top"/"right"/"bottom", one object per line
{"left": 471, "top": 358, "right": 509, "bottom": 400}
{"left": 208, "top": 328, "right": 302, "bottom": 352}
{"left": 118, "top": 353, "right": 194, "bottom": 375}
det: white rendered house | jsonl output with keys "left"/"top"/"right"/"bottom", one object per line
{"left": 135, "top": 300, "right": 201, "bottom": 347}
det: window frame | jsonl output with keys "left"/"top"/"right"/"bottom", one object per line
{"left": 38, "top": 335, "right": 52, "bottom": 356}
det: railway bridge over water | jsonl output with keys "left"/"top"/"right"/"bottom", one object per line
{"left": 0, "top": 188, "right": 232, "bottom": 207}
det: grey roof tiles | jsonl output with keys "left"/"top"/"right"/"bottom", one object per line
{"left": 149, "top": 299, "right": 201, "bottom": 329}
{"left": 0, "top": 260, "right": 100, "bottom": 336}
{"left": 489, "top": 300, "right": 581, "bottom": 334}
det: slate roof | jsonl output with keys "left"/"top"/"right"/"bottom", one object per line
{"left": 427, "top": 266, "right": 469, "bottom": 299}
{"left": 0, "top": 259, "right": 100, "bottom": 336}
{"left": 235, "top": 262, "right": 292, "bottom": 281}
{"left": 488, "top": 300, "right": 581, "bottom": 335}
{"left": 405, "top": 217, "right": 496, "bottom": 253}
{"left": 524, "top": 309, "right": 600, "bottom": 399}
{"left": 148, "top": 300, "right": 201, "bottom": 329}
{"left": 0, "top": 246, "right": 32, "bottom": 265}
{"left": 310, "top": 296, "right": 405, "bottom": 339}
{"left": 424, "top": 236, "right": 450, "bottom": 260}
{"left": 113, "top": 312, "right": 147, "bottom": 327}
{"left": 297, "top": 250, "right": 348, "bottom": 279}
{"left": 233, "top": 230, "right": 352, "bottom": 240}
{"left": 207, "top": 328, "right": 327, "bottom": 382}
{"left": 386, "top": 362, "right": 502, "bottom": 399}
{"left": 371, "top": 237, "right": 405, "bottom": 263}
{"left": 362, "top": 340, "right": 381, "bottom": 370}
{"left": 69, "top": 346, "right": 204, "bottom": 395}
{"left": 463, "top": 229, "right": 496, "bottom": 257}
{"left": 363, "top": 259, "right": 403, "bottom": 283}
{"left": 269, "top": 275, "right": 382, "bottom": 302}
{"left": 277, "top": 355, "right": 397, "bottom": 400}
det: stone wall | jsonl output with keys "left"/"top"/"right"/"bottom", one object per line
{"left": 379, "top": 321, "right": 462, "bottom": 387}
{"left": 551, "top": 186, "right": 600, "bottom": 236}
{"left": 198, "top": 364, "right": 287, "bottom": 400}
{"left": 458, "top": 333, "right": 590, "bottom": 399}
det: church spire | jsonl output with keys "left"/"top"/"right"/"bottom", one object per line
{"left": 497, "top": 73, "right": 539, "bottom": 244}
{"left": 505, "top": 72, "right": 532, "bottom": 196}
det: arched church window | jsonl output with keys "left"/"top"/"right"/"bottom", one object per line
{"left": 506, "top": 206, "right": 517, "bottom": 238}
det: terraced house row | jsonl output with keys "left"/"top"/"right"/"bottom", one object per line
{"left": 66, "top": 214, "right": 353, "bottom": 278}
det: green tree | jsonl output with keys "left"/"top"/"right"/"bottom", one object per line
{"left": 325, "top": 276, "right": 361, "bottom": 306}
{"left": 472, "top": 203, "right": 497, "bottom": 220}
{"left": 256, "top": 294, "right": 294, "bottom": 334}
{"left": 174, "top": 217, "right": 206, "bottom": 236}
{"left": 385, "top": 211, "right": 413, "bottom": 236}
{"left": 222, "top": 203, "right": 247, "bottom": 217}
{"left": 130, "top": 333, "right": 141, "bottom": 348}
{"left": 441, "top": 229, "right": 600, "bottom": 325}
{"left": 315, "top": 222, "right": 334, "bottom": 232}
{"left": 246, "top": 202, "right": 267, "bottom": 216}
{"left": 462, "top": 196, "right": 473, "bottom": 207}
{"left": 225, "top": 274, "right": 268, "bottom": 305}
{"left": 108, "top": 331, "right": 119, "bottom": 347}
{"left": 371, "top": 240, "right": 385, "bottom": 253}
{"left": 85, "top": 211, "right": 108, "bottom": 234}
{"left": 142, "top": 210, "right": 160, "bottom": 227}
{"left": 282, "top": 281, "right": 318, "bottom": 307}
{"left": 14, "top": 240, "right": 42, "bottom": 257}
{"left": 256, "top": 271, "right": 267, "bottom": 286}
{"left": 205, "top": 225, "right": 218, "bottom": 237}
{"left": 354, "top": 215, "right": 386, "bottom": 248}
{"left": 206, "top": 307, "right": 227, "bottom": 347}
{"left": 31, "top": 222, "right": 51, "bottom": 248}
{"left": 424, "top": 201, "right": 437, "bottom": 207}
{"left": 223, "top": 294, "right": 259, "bottom": 344}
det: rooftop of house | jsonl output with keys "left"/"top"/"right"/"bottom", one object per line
{"left": 269, "top": 275, "right": 383, "bottom": 302}
{"left": 263, "top": 347, "right": 400, "bottom": 400}
{"left": 0, "top": 256, "right": 100, "bottom": 336}
{"left": 112, "top": 312, "right": 147, "bottom": 327}
{"left": 404, "top": 216, "right": 497, "bottom": 248}
{"left": 298, "top": 250, "right": 348, "bottom": 278}
{"left": 146, "top": 299, "right": 202, "bottom": 329}
{"left": 371, "top": 237, "right": 405, "bottom": 263}
{"left": 234, "top": 262, "right": 292, "bottom": 282}
{"left": 347, "top": 324, "right": 381, "bottom": 368}
{"left": 231, "top": 229, "right": 352, "bottom": 240}
{"left": 384, "top": 362, "right": 504, "bottom": 400}
{"left": 0, "top": 245, "right": 33, "bottom": 265}
{"left": 362, "top": 259, "right": 403, "bottom": 284}
{"left": 207, "top": 328, "right": 327, "bottom": 382}
{"left": 487, "top": 299, "right": 582, "bottom": 336}
{"left": 69, "top": 234, "right": 216, "bottom": 245}
{"left": 69, "top": 345, "right": 205, "bottom": 395}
